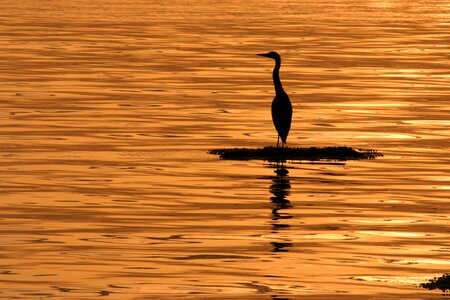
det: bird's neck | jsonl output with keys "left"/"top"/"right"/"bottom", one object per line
{"left": 272, "top": 58, "right": 284, "bottom": 95}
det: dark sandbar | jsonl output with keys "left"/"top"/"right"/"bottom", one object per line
{"left": 420, "top": 273, "right": 450, "bottom": 293}
{"left": 209, "top": 146, "right": 383, "bottom": 161}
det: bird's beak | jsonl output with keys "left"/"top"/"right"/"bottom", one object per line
{"left": 256, "top": 53, "right": 269, "bottom": 57}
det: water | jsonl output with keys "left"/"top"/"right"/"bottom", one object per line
{"left": 0, "top": 0, "right": 449, "bottom": 298}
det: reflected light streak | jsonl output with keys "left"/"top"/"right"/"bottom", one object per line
{"left": 353, "top": 276, "right": 431, "bottom": 285}
{"left": 353, "top": 134, "right": 418, "bottom": 139}
{"left": 386, "top": 259, "right": 450, "bottom": 265}
{"left": 359, "top": 231, "right": 428, "bottom": 237}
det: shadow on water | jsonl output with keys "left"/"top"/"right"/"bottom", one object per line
{"left": 268, "top": 160, "right": 293, "bottom": 253}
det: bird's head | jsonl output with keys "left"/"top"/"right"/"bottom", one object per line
{"left": 256, "top": 51, "right": 281, "bottom": 61}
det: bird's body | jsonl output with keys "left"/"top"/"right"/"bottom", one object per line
{"left": 271, "top": 90, "right": 292, "bottom": 144}
{"left": 257, "top": 51, "right": 292, "bottom": 147}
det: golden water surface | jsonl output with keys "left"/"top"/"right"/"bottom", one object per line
{"left": 0, "top": 0, "right": 449, "bottom": 298}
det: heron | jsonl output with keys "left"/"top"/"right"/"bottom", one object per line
{"left": 257, "top": 51, "right": 293, "bottom": 148}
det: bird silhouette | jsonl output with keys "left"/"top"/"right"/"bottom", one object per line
{"left": 257, "top": 51, "right": 293, "bottom": 147}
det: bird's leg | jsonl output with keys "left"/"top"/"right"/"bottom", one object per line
{"left": 277, "top": 136, "right": 280, "bottom": 148}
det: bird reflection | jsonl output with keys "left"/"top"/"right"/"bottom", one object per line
{"left": 268, "top": 160, "right": 293, "bottom": 252}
